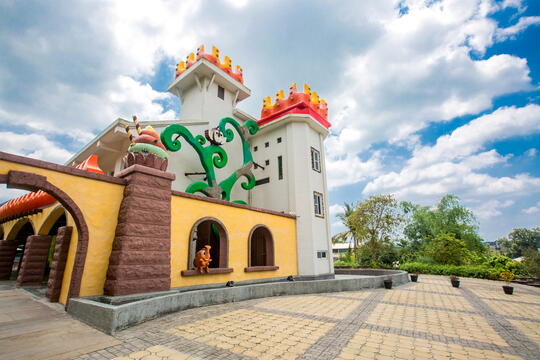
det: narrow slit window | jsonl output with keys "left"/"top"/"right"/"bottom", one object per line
{"left": 217, "top": 85, "right": 225, "bottom": 100}
{"left": 311, "top": 147, "right": 321, "bottom": 172}
{"left": 313, "top": 191, "right": 324, "bottom": 217}
{"left": 278, "top": 156, "right": 283, "bottom": 180}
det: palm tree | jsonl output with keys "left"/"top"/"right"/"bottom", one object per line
{"left": 332, "top": 202, "right": 357, "bottom": 247}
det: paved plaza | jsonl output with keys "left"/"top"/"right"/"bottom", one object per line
{"left": 1, "top": 275, "right": 539, "bottom": 359}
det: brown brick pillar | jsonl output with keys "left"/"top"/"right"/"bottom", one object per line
{"left": 16, "top": 235, "right": 52, "bottom": 286}
{"left": 0, "top": 240, "right": 17, "bottom": 280}
{"left": 46, "top": 226, "right": 72, "bottom": 302}
{"left": 104, "top": 165, "right": 175, "bottom": 296}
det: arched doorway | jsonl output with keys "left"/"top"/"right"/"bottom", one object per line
{"left": 6, "top": 219, "right": 35, "bottom": 279}
{"left": 0, "top": 170, "right": 89, "bottom": 300}
{"left": 248, "top": 225, "right": 274, "bottom": 267}
{"left": 188, "top": 218, "right": 228, "bottom": 270}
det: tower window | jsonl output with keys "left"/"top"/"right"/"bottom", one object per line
{"left": 277, "top": 137, "right": 282, "bottom": 143}
{"left": 278, "top": 156, "right": 283, "bottom": 180}
{"left": 217, "top": 85, "right": 225, "bottom": 100}
{"left": 311, "top": 147, "right": 321, "bottom": 172}
{"left": 254, "top": 146, "right": 258, "bottom": 152}
{"left": 265, "top": 159, "right": 270, "bottom": 166}
{"left": 265, "top": 142, "right": 269, "bottom": 148}
{"left": 313, "top": 191, "right": 324, "bottom": 217}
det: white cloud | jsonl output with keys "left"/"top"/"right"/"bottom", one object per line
{"left": 326, "top": 151, "right": 383, "bottom": 189}
{"left": 496, "top": 16, "right": 540, "bottom": 40}
{"left": 473, "top": 199, "right": 514, "bottom": 219}
{"left": 327, "top": 0, "right": 534, "bottom": 160}
{"left": 329, "top": 204, "right": 345, "bottom": 218}
{"left": 363, "top": 104, "right": 540, "bottom": 201}
{"left": 0, "top": 131, "right": 72, "bottom": 164}
{"left": 523, "top": 201, "right": 540, "bottom": 215}
{"left": 0, "top": 0, "right": 204, "bottom": 145}
{"left": 525, "top": 148, "right": 537, "bottom": 157}
{"left": 409, "top": 104, "right": 540, "bottom": 168}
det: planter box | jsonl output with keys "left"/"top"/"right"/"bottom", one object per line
{"left": 451, "top": 279, "right": 460, "bottom": 288}
{"left": 410, "top": 274, "right": 418, "bottom": 282}
{"left": 383, "top": 280, "right": 393, "bottom": 289}
{"left": 502, "top": 285, "right": 514, "bottom": 295}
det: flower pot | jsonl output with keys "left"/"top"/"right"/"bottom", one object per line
{"left": 451, "top": 279, "right": 460, "bottom": 288}
{"left": 502, "top": 285, "right": 514, "bottom": 295}
{"left": 410, "top": 274, "right": 418, "bottom": 282}
{"left": 383, "top": 280, "right": 393, "bottom": 289}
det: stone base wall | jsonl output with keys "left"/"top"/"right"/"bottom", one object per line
{"left": 0, "top": 240, "right": 17, "bottom": 280}
{"left": 16, "top": 235, "right": 52, "bottom": 286}
{"left": 46, "top": 226, "right": 72, "bottom": 302}
{"left": 104, "top": 165, "right": 174, "bottom": 296}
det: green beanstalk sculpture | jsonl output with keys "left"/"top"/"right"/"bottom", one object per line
{"left": 160, "top": 117, "right": 259, "bottom": 204}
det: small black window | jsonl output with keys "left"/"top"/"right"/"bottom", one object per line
{"left": 217, "top": 85, "right": 225, "bottom": 100}
{"left": 311, "top": 147, "right": 321, "bottom": 172}
{"left": 317, "top": 251, "right": 327, "bottom": 259}
{"left": 265, "top": 159, "right": 270, "bottom": 166}
{"left": 278, "top": 156, "right": 283, "bottom": 180}
{"left": 265, "top": 142, "right": 269, "bottom": 148}
{"left": 255, "top": 177, "right": 270, "bottom": 186}
{"left": 254, "top": 146, "right": 258, "bottom": 152}
{"left": 314, "top": 191, "right": 324, "bottom": 217}
{"left": 277, "top": 137, "right": 282, "bottom": 143}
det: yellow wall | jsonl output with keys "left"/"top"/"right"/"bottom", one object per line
{"left": 0, "top": 159, "right": 124, "bottom": 304}
{"left": 1, "top": 158, "right": 298, "bottom": 301}
{"left": 170, "top": 195, "right": 298, "bottom": 287}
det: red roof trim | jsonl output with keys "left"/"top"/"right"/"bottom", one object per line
{"left": 258, "top": 101, "right": 331, "bottom": 129}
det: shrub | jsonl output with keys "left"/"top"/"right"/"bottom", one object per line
{"left": 334, "top": 259, "right": 357, "bottom": 268}
{"left": 499, "top": 270, "right": 515, "bottom": 283}
{"left": 400, "top": 262, "right": 497, "bottom": 279}
{"left": 426, "top": 233, "right": 472, "bottom": 265}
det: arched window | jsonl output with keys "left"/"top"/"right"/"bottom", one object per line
{"left": 183, "top": 218, "right": 231, "bottom": 276}
{"left": 246, "top": 225, "right": 278, "bottom": 272}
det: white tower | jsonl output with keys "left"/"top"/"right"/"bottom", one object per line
{"left": 168, "top": 49, "right": 251, "bottom": 128}
{"left": 249, "top": 87, "right": 333, "bottom": 277}
{"left": 165, "top": 47, "right": 255, "bottom": 202}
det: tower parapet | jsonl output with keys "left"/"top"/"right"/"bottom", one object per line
{"left": 175, "top": 45, "right": 244, "bottom": 84}
{"left": 259, "top": 83, "right": 330, "bottom": 129}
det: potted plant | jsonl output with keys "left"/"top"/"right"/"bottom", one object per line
{"left": 450, "top": 275, "right": 460, "bottom": 288}
{"left": 410, "top": 273, "right": 419, "bottom": 282}
{"left": 383, "top": 275, "right": 393, "bottom": 289}
{"left": 499, "top": 270, "right": 515, "bottom": 295}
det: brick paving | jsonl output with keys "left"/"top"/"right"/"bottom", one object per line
{"left": 66, "top": 275, "right": 540, "bottom": 359}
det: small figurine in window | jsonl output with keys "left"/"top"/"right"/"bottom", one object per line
{"left": 194, "top": 245, "right": 212, "bottom": 273}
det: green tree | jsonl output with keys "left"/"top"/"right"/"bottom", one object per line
{"left": 426, "top": 233, "right": 471, "bottom": 265}
{"left": 403, "top": 194, "right": 485, "bottom": 254}
{"left": 348, "top": 194, "right": 403, "bottom": 264}
{"left": 507, "top": 228, "right": 540, "bottom": 258}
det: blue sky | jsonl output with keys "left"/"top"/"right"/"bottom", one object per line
{"left": 0, "top": 0, "right": 539, "bottom": 241}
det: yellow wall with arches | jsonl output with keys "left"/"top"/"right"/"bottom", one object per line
{"left": 1, "top": 156, "right": 298, "bottom": 302}
{"left": 0, "top": 158, "right": 124, "bottom": 304}
{"left": 170, "top": 195, "right": 298, "bottom": 287}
